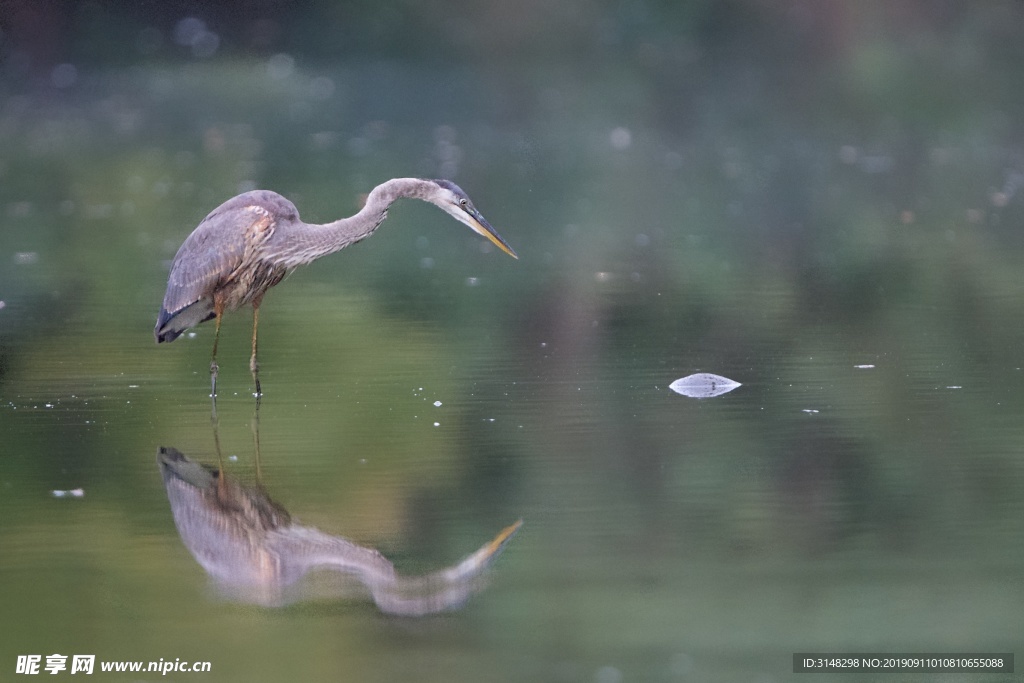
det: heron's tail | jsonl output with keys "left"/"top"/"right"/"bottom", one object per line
{"left": 155, "top": 302, "right": 215, "bottom": 343}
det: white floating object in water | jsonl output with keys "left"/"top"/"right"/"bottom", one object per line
{"left": 669, "top": 373, "right": 741, "bottom": 399}
{"left": 854, "top": 364, "right": 875, "bottom": 369}
{"left": 802, "top": 409, "right": 820, "bottom": 414}
{"left": 51, "top": 488, "right": 84, "bottom": 498}
{"left": 433, "top": 400, "right": 442, "bottom": 407}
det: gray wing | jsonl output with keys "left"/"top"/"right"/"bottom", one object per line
{"left": 155, "top": 196, "right": 276, "bottom": 342}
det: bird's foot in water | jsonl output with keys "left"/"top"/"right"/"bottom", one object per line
{"left": 250, "top": 358, "right": 261, "bottom": 398}
{"left": 210, "top": 360, "right": 219, "bottom": 397}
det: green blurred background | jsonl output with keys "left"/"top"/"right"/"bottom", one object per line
{"left": 1, "top": 2, "right": 1023, "bottom": 682}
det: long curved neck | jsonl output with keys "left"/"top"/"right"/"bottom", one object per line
{"left": 325, "top": 177, "right": 431, "bottom": 239}
{"left": 287, "top": 178, "right": 433, "bottom": 265}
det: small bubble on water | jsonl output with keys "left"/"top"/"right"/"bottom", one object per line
{"left": 609, "top": 127, "right": 632, "bottom": 150}
{"left": 802, "top": 409, "right": 820, "bottom": 414}
{"left": 854, "top": 364, "right": 875, "bottom": 369}
{"left": 433, "top": 422, "right": 440, "bottom": 427}
{"left": 266, "top": 52, "right": 294, "bottom": 79}
{"left": 433, "top": 400, "right": 442, "bottom": 407}
{"left": 228, "top": 455, "right": 238, "bottom": 462}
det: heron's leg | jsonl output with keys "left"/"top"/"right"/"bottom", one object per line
{"left": 250, "top": 304, "right": 262, "bottom": 397}
{"left": 211, "top": 397, "right": 228, "bottom": 497}
{"left": 210, "top": 309, "right": 223, "bottom": 397}
{"left": 251, "top": 399, "right": 263, "bottom": 483}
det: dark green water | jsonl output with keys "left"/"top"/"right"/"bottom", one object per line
{"left": 2, "top": 5, "right": 1024, "bottom": 682}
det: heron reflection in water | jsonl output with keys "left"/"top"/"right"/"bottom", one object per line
{"left": 157, "top": 446, "right": 521, "bottom": 614}
{"left": 155, "top": 179, "right": 518, "bottom": 396}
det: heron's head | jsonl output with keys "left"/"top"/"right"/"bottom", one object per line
{"left": 428, "top": 179, "right": 518, "bottom": 259}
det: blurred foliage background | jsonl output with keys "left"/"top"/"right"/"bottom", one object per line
{"left": 2, "top": 2, "right": 1024, "bottom": 682}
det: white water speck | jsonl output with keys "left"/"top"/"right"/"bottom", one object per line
{"left": 854, "top": 364, "right": 875, "bottom": 369}
{"left": 433, "top": 400, "right": 442, "bottom": 407}
{"left": 51, "top": 488, "right": 84, "bottom": 498}
{"left": 802, "top": 409, "right": 820, "bottom": 414}
{"left": 433, "top": 422, "right": 440, "bottom": 427}
{"left": 228, "top": 455, "right": 238, "bottom": 462}
{"left": 609, "top": 127, "right": 632, "bottom": 150}
{"left": 946, "top": 385, "right": 962, "bottom": 390}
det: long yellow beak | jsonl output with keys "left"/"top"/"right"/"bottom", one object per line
{"left": 467, "top": 210, "right": 518, "bottom": 259}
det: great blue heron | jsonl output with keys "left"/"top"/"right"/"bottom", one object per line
{"left": 155, "top": 178, "right": 518, "bottom": 396}
{"left": 158, "top": 446, "right": 522, "bottom": 612}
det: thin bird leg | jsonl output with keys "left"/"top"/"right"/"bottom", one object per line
{"left": 250, "top": 303, "right": 262, "bottom": 397}
{"left": 210, "top": 307, "right": 224, "bottom": 398}
{"left": 251, "top": 400, "right": 263, "bottom": 484}
{"left": 211, "top": 399, "right": 228, "bottom": 498}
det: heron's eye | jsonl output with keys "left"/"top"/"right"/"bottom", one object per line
{"left": 459, "top": 198, "right": 469, "bottom": 208}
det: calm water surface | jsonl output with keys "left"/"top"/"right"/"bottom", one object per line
{"left": 3, "top": 12, "right": 1024, "bottom": 682}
